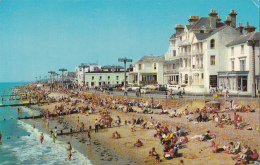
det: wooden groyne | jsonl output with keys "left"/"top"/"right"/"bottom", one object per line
{"left": 17, "top": 111, "right": 79, "bottom": 119}
{"left": 0, "top": 103, "right": 37, "bottom": 107}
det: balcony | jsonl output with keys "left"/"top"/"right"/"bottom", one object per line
{"left": 192, "top": 49, "right": 203, "bottom": 55}
{"left": 192, "top": 65, "right": 204, "bottom": 70}
{"left": 164, "top": 69, "right": 179, "bottom": 75}
{"left": 178, "top": 52, "right": 191, "bottom": 58}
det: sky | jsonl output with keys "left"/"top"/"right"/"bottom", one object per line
{"left": 0, "top": 0, "right": 259, "bottom": 82}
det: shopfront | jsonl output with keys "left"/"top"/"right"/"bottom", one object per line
{"left": 218, "top": 71, "right": 249, "bottom": 92}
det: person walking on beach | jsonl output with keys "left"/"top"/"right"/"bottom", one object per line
{"left": 67, "top": 141, "right": 72, "bottom": 161}
{"left": 95, "top": 119, "right": 99, "bottom": 133}
{"left": 87, "top": 131, "right": 91, "bottom": 144}
{"left": 0, "top": 132, "right": 2, "bottom": 141}
{"left": 40, "top": 133, "right": 44, "bottom": 144}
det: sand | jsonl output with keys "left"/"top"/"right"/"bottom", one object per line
{"left": 28, "top": 89, "right": 259, "bottom": 165}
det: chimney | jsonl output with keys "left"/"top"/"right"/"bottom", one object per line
{"left": 244, "top": 22, "right": 256, "bottom": 35}
{"left": 175, "top": 24, "right": 184, "bottom": 34}
{"left": 224, "top": 16, "right": 232, "bottom": 26}
{"left": 188, "top": 15, "right": 199, "bottom": 25}
{"left": 236, "top": 23, "right": 244, "bottom": 34}
{"left": 209, "top": 9, "right": 217, "bottom": 29}
{"left": 229, "top": 9, "right": 237, "bottom": 28}
{"left": 216, "top": 15, "right": 221, "bottom": 22}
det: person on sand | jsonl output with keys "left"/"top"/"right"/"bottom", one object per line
{"left": 232, "top": 145, "right": 248, "bottom": 160}
{"left": 246, "top": 149, "right": 259, "bottom": 163}
{"left": 40, "top": 133, "right": 44, "bottom": 144}
{"left": 155, "top": 154, "right": 160, "bottom": 163}
{"left": 149, "top": 147, "right": 158, "bottom": 156}
{"left": 95, "top": 119, "right": 99, "bottom": 133}
{"left": 179, "top": 159, "right": 184, "bottom": 165}
{"left": 67, "top": 142, "right": 72, "bottom": 161}
{"left": 112, "top": 131, "right": 120, "bottom": 139}
{"left": 134, "top": 139, "right": 143, "bottom": 147}
{"left": 32, "top": 124, "right": 35, "bottom": 129}
{"left": 87, "top": 131, "right": 91, "bottom": 144}
{"left": 0, "top": 132, "right": 2, "bottom": 141}
{"left": 212, "top": 144, "right": 225, "bottom": 153}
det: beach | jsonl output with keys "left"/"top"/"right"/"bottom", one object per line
{"left": 21, "top": 84, "right": 259, "bottom": 165}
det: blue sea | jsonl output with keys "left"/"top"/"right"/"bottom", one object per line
{"left": 0, "top": 82, "right": 91, "bottom": 165}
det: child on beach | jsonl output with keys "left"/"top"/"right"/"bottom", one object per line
{"left": 67, "top": 142, "right": 72, "bottom": 161}
{"left": 51, "top": 131, "right": 55, "bottom": 143}
{"left": 40, "top": 133, "right": 44, "bottom": 144}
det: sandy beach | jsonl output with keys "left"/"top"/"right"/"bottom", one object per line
{"left": 24, "top": 86, "right": 259, "bottom": 165}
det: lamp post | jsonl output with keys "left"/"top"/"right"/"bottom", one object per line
{"left": 247, "top": 38, "right": 259, "bottom": 97}
{"left": 59, "top": 68, "right": 67, "bottom": 89}
{"left": 48, "top": 71, "right": 55, "bottom": 84}
{"left": 35, "top": 77, "right": 37, "bottom": 83}
{"left": 118, "top": 57, "right": 132, "bottom": 94}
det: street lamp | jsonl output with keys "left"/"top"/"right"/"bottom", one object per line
{"left": 59, "top": 68, "right": 67, "bottom": 89}
{"left": 118, "top": 57, "right": 132, "bottom": 94}
{"left": 247, "top": 37, "right": 259, "bottom": 97}
{"left": 48, "top": 71, "right": 55, "bottom": 84}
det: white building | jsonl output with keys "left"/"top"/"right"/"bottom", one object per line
{"left": 84, "top": 65, "right": 129, "bottom": 87}
{"left": 130, "top": 54, "right": 165, "bottom": 86}
{"left": 75, "top": 63, "right": 101, "bottom": 86}
{"left": 220, "top": 28, "right": 260, "bottom": 94}
{"left": 163, "top": 9, "right": 259, "bottom": 94}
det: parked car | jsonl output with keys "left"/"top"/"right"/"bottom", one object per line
{"left": 140, "top": 87, "right": 151, "bottom": 93}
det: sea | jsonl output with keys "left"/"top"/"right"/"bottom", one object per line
{"left": 0, "top": 82, "right": 91, "bottom": 165}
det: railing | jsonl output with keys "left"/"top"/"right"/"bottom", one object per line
{"left": 139, "top": 80, "right": 158, "bottom": 85}
{"left": 178, "top": 52, "right": 191, "bottom": 56}
{"left": 192, "top": 65, "right": 204, "bottom": 69}
{"left": 192, "top": 49, "right": 203, "bottom": 55}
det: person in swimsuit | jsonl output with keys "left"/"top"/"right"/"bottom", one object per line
{"left": 40, "top": 133, "right": 44, "bottom": 144}
{"left": 67, "top": 142, "right": 72, "bottom": 161}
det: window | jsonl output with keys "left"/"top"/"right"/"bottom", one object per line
{"left": 240, "top": 60, "right": 245, "bottom": 71}
{"left": 231, "top": 61, "right": 235, "bottom": 71}
{"left": 92, "top": 76, "right": 94, "bottom": 80}
{"left": 154, "top": 63, "right": 156, "bottom": 70}
{"left": 138, "top": 64, "right": 142, "bottom": 70}
{"left": 210, "top": 39, "right": 215, "bottom": 49}
{"left": 173, "top": 40, "right": 175, "bottom": 46}
{"left": 108, "top": 82, "right": 110, "bottom": 85}
{"left": 185, "top": 74, "right": 188, "bottom": 84}
{"left": 172, "top": 64, "right": 175, "bottom": 69}
{"left": 99, "top": 76, "right": 102, "bottom": 80}
{"left": 185, "top": 59, "right": 187, "bottom": 67}
{"left": 210, "top": 55, "right": 215, "bottom": 65}
{"left": 126, "top": 76, "right": 128, "bottom": 80}
{"left": 116, "top": 76, "right": 119, "bottom": 80}
{"left": 180, "top": 36, "right": 182, "bottom": 42}
{"left": 201, "top": 73, "right": 204, "bottom": 79}
{"left": 173, "top": 50, "right": 176, "bottom": 57}
{"left": 108, "top": 76, "right": 110, "bottom": 80}
{"left": 200, "top": 30, "right": 204, "bottom": 33}
{"left": 231, "top": 47, "right": 234, "bottom": 56}
{"left": 241, "top": 45, "right": 244, "bottom": 54}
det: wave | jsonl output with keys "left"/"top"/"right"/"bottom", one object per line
{"left": 20, "top": 106, "right": 41, "bottom": 116}
{"left": 4, "top": 120, "right": 92, "bottom": 165}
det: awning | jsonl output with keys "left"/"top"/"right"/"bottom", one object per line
{"left": 218, "top": 71, "right": 249, "bottom": 77}
{"left": 164, "top": 59, "right": 180, "bottom": 65}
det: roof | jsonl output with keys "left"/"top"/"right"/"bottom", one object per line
{"left": 194, "top": 33, "right": 211, "bottom": 40}
{"left": 101, "top": 65, "right": 124, "bottom": 69}
{"left": 186, "top": 25, "right": 193, "bottom": 30}
{"left": 134, "top": 55, "right": 165, "bottom": 64}
{"left": 226, "top": 31, "right": 260, "bottom": 46}
{"left": 191, "top": 17, "right": 225, "bottom": 30}
{"left": 169, "top": 33, "right": 176, "bottom": 39}
{"left": 164, "top": 59, "right": 180, "bottom": 65}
